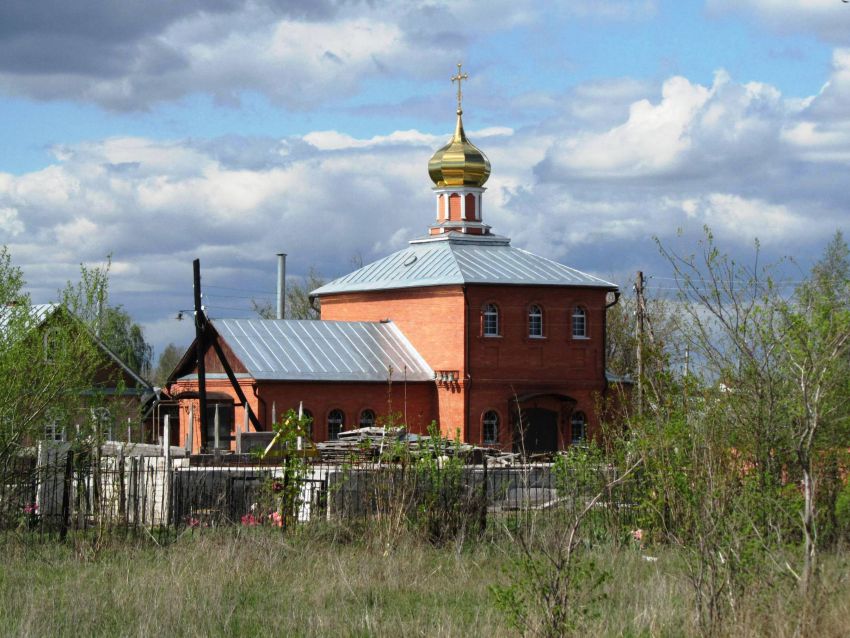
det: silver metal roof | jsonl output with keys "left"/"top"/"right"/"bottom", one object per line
{"left": 209, "top": 319, "right": 434, "bottom": 382}
{"left": 0, "top": 303, "right": 57, "bottom": 332}
{"left": 312, "top": 234, "right": 617, "bottom": 296}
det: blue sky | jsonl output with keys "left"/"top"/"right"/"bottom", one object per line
{"left": 1, "top": 0, "right": 849, "bottom": 359}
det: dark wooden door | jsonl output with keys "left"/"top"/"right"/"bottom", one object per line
{"left": 515, "top": 407, "right": 558, "bottom": 454}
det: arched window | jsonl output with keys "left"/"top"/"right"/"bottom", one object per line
{"left": 359, "top": 409, "right": 376, "bottom": 428}
{"left": 327, "top": 409, "right": 344, "bottom": 440}
{"left": 482, "top": 303, "right": 499, "bottom": 337}
{"left": 571, "top": 412, "right": 587, "bottom": 444}
{"left": 528, "top": 304, "right": 543, "bottom": 338}
{"left": 483, "top": 410, "right": 499, "bottom": 445}
{"left": 572, "top": 306, "right": 587, "bottom": 338}
{"left": 205, "top": 402, "right": 233, "bottom": 449}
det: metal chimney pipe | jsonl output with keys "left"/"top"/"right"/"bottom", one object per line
{"left": 276, "top": 253, "right": 287, "bottom": 320}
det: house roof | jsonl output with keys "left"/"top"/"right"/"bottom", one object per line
{"left": 311, "top": 233, "right": 618, "bottom": 296}
{"left": 202, "top": 318, "right": 434, "bottom": 383}
{"left": 0, "top": 302, "right": 57, "bottom": 331}
{"left": 0, "top": 302, "right": 154, "bottom": 394}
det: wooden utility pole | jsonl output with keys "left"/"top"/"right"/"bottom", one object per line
{"left": 634, "top": 271, "right": 646, "bottom": 418}
{"left": 193, "top": 259, "right": 208, "bottom": 450}
{"left": 192, "top": 257, "right": 262, "bottom": 450}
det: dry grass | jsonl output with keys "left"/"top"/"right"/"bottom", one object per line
{"left": 0, "top": 526, "right": 847, "bottom": 637}
{"left": 0, "top": 527, "right": 512, "bottom": 638}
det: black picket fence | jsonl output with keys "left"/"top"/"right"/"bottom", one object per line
{"left": 0, "top": 448, "right": 641, "bottom": 543}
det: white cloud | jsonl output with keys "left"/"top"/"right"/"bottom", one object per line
{"left": 304, "top": 130, "right": 441, "bottom": 151}
{"left": 304, "top": 126, "right": 513, "bottom": 151}
{"left": 707, "top": 0, "right": 850, "bottom": 43}
{"left": 543, "top": 75, "right": 711, "bottom": 178}
{"left": 0, "top": 206, "right": 24, "bottom": 237}
{"left": 691, "top": 193, "right": 813, "bottom": 243}
{"left": 0, "top": 0, "right": 682, "bottom": 111}
{"left": 3, "top": 59, "right": 850, "bottom": 355}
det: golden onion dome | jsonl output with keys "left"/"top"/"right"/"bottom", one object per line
{"left": 428, "top": 110, "right": 491, "bottom": 188}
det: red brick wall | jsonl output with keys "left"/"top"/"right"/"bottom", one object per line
{"left": 465, "top": 285, "right": 607, "bottom": 384}
{"left": 170, "top": 377, "right": 259, "bottom": 454}
{"left": 320, "top": 286, "right": 466, "bottom": 374}
{"left": 322, "top": 287, "right": 468, "bottom": 438}
{"left": 435, "top": 381, "right": 466, "bottom": 439}
{"left": 467, "top": 384, "right": 601, "bottom": 450}
{"left": 257, "top": 381, "right": 436, "bottom": 440}
{"left": 320, "top": 283, "right": 611, "bottom": 449}
{"left": 464, "top": 284, "right": 609, "bottom": 449}
{"left": 170, "top": 377, "right": 437, "bottom": 451}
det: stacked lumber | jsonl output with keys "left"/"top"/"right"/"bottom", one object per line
{"left": 315, "top": 427, "right": 521, "bottom": 465}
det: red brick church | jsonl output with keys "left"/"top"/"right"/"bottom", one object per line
{"left": 168, "top": 67, "right": 621, "bottom": 454}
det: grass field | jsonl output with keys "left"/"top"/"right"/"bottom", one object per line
{"left": 0, "top": 525, "right": 847, "bottom": 637}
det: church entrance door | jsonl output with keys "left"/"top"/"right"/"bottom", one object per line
{"left": 515, "top": 407, "right": 558, "bottom": 454}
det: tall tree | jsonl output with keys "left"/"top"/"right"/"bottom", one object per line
{"left": 152, "top": 342, "right": 184, "bottom": 387}
{"left": 252, "top": 267, "right": 325, "bottom": 320}
{"left": 654, "top": 228, "right": 850, "bottom": 614}
{"left": 99, "top": 305, "right": 153, "bottom": 377}
{"left": 778, "top": 232, "right": 850, "bottom": 598}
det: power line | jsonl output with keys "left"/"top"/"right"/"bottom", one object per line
{"left": 204, "top": 284, "right": 277, "bottom": 295}
{"left": 205, "top": 292, "right": 274, "bottom": 300}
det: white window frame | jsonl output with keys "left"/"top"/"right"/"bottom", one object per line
{"left": 44, "top": 421, "right": 64, "bottom": 442}
{"left": 528, "top": 304, "right": 544, "bottom": 338}
{"left": 572, "top": 306, "right": 588, "bottom": 339}
{"left": 483, "top": 303, "right": 500, "bottom": 337}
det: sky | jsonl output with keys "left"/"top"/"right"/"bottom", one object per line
{"left": 1, "top": 0, "right": 849, "bottom": 360}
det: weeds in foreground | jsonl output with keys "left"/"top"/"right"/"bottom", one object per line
{"left": 1, "top": 525, "right": 849, "bottom": 638}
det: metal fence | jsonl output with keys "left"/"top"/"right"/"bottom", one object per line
{"left": 0, "top": 445, "right": 639, "bottom": 543}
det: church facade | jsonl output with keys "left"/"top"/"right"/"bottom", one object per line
{"left": 168, "top": 67, "right": 620, "bottom": 454}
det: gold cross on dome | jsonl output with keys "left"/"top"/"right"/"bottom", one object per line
{"left": 451, "top": 62, "right": 468, "bottom": 113}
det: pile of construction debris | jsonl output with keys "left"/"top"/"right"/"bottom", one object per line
{"left": 316, "top": 427, "right": 522, "bottom": 466}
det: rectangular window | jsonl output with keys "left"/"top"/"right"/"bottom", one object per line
{"left": 44, "top": 422, "right": 63, "bottom": 442}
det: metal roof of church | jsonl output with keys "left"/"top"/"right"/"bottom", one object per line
{"left": 211, "top": 318, "right": 434, "bottom": 382}
{"left": 311, "top": 234, "right": 617, "bottom": 296}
